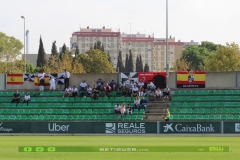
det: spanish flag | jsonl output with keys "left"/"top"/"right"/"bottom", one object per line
{"left": 34, "top": 74, "right": 50, "bottom": 86}
{"left": 7, "top": 74, "right": 24, "bottom": 85}
{"left": 177, "top": 71, "right": 206, "bottom": 88}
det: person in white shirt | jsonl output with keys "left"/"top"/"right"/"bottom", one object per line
{"left": 64, "top": 69, "right": 70, "bottom": 90}
{"left": 137, "top": 79, "right": 145, "bottom": 88}
{"left": 49, "top": 77, "right": 56, "bottom": 91}
{"left": 119, "top": 80, "right": 125, "bottom": 90}
{"left": 131, "top": 85, "right": 139, "bottom": 97}
{"left": 86, "top": 85, "right": 92, "bottom": 96}
{"left": 130, "top": 80, "right": 135, "bottom": 90}
{"left": 163, "top": 85, "right": 170, "bottom": 98}
{"left": 63, "top": 86, "right": 72, "bottom": 98}
{"left": 138, "top": 86, "right": 145, "bottom": 97}
{"left": 38, "top": 71, "right": 45, "bottom": 92}
{"left": 154, "top": 87, "right": 163, "bottom": 101}
{"left": 119, "top": 102, "right": 126, "bottom": 118}
{"left": 79, "top": 80, "right": 87, "bottom": 91}
{"left": 23, "top": 92, "right": 31, "bottom": 106}
{"left": 132, "top": 96, "right": 140, "bottom": 112}
{"left": 148, "top": 81, "right": 156, "bottom": 91}
{"left": 114, "top": 104, "right": 121, "bottom": 115}
{"left": 71, "top": 85, "right": 78, "bottom": 98}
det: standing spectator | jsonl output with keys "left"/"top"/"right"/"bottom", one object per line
{"left": 49, "top": 77, "right": 56, "bottom": 92}
{"left": 131, "top": 85, "right": 139, "bottom": 97}
{"left": 132, "top": 96, "right": 140, "bottom": 112}
{"left": 109, "top": 80, "right": 117, "bottom": 91}
{"left": 154, "top": 87, "right": 163, "bottom": 101}
{"left": 11, "top": 90, "right": 20, "bottom": 106}
{"left": 63, "top": 86, "right": 72, "bottom": 98}
{"left": 64, "top": 69, "right": 70, "bottom": 90}
{"left": 163, "top": 85, "right": 170, "bottom": 98}
{"left": 86, "top": 85, "right": 92, "bottom": 97}
{"left": 79, "top": 80, "right": 87, "bottom": 91}
{"left": 92, "top": 85, "right": 99, "bottom": 100}
{"left": 140, "top": 96, "right": 147, "bottom": 110}
{"left": 72, "top": 85, "right": 78, "bottom": 99}
{"left": 163, "top": 109, "right": 170, "bottom": 121}
{"left": 104, "top": 83, "right": 111, "bottom": 97}
{"left": 23, "top": 92, "right": 31, "bottom": 106}
{"left": 38, "top": 71, "right": 45, "bottom": 92}
{"left": 126, "top": 104, "right": 133, "bottom": 115}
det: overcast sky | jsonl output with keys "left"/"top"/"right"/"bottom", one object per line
{"left": 1, "top": 0, "right": 240, "bottom": 54}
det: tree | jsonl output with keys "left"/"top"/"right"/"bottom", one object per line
{"left": 36, "top": 36, "right": 47, "bottom": 68}
{"left": 107, "top": 51, "right": 111, "bottom": 62}
{"left": 0, "top": 32, "right": 23, "bottom": 62}
{"left": 144, "top": 63, "right": 150, "bottom": 72}
{"left": 117, "top": 51, "right": 125, "bottom": 72}
{"left": 135, "top": 55, "right": 140, "bottom": 72}
{"left": 78, "top": 49, "right": 116, "bottom": 73}
{"left": 26, "top": 63, "right": 34, "bottom": 73}
{"left": 172, "top": 58, "right": 192, "bottom": 71}
{"left": 94, "top": 43, "right": 97, "bottom": 49}
{"left": 51, "top": 41, "right": 58, "bottom": 56}
{"left": 125, "top": 53, "right": 129, "bottom": 72}
{"left": 204, "top": 43, "right": 240, "bottom": 71}
{"left": 139, "top": 54, "right": 144, "bottom": 72}
{"left": 48, "top": 54, "right": 60, "bottom": 73}
{"left": 60, "top": 53, "right": 85, "bottom": 73}
{"left": 128, "top": 49, "right": 134, "bottom": 72}
{"left": 101, "top": 44, "right": 105, "bottom": 52}
{"left": 59, "top": 43, "right": 68, "bottom": 60}
{"left": 75, "top": 45, "right": 80, "bottom": 56}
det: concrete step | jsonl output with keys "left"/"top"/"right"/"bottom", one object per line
{"left": 146, "top": 108, "right": 169, "bottom": 113}
{"left": 145, "top": 114, "right": 164, "bottom": 120}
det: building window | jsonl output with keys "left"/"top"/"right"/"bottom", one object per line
{"left": 92, "top": 30, "right": 96, "bottom": 32}
{"left": 97, "top": 30, "right": 101, "bottom": 32}
{"left": 129, "top": 43, "right": 131, "bottom": 45}
{"left": 87, "top": 44, "right": 88, "bottom": 47}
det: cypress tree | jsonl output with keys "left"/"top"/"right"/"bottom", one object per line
{"left": 107, "top": 51, "right": 111, "bottom": 62}
{"left": 101, "top": 44, "right": 105, "bottom": 52}
{"left": 75, "top": 45, "right": 80, "bottom": 56}
{"left": 125, "top": 53, "right": 129, "bottom": 72}
{"left": 59, "top": 43, "right": 67, "bottom": 60}
{"left": 117, "top": 51, "right": 125, "bottom": 72}
{"left": 94, "top": 42, "right": 97, "bottom": 49}
{"left": 144, "top": 63, "right": 150, "bottom": 72}
{"left": 139, "top": 54, "right": 144, "bottom": 72}
{"left": 51, "top": 41, "right": 58, "bottom": 56}
{"left": 128, "top": 49, "right": 134, "bottom": 72}
{"left": 36, "top": 36, "right": 47, "bottom": 68}
{"left": 135, "top": 55, "right": 139, "bottom": 72}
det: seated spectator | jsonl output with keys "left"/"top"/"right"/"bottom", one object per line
{"left": 114, "top": 104, "right": 121, "bottom": 115}
{"left": 98, "top": 85, "right": 105, "bottom": 92}
{"left": 93, "top": 78, "right": 105, "bottom": 90}
{"left": 119, "top": 80, "right": 125, "bottom": 90}
{"left": 72, "top": 85, "right": 78, "bottom": 99}
{"left": 154, "top": 87, "right": 163, "bottom": 101}
{"left": 23, "top": 91, "right": 31, "bottom": 106}
{"left": 92, "top": 85, "right": 99, "bottom": 100}
{"left": 147, "top": 81, "right": 156, "bottom": 91}
{"left": 120, "top": 102, "right": 126, "bottom": 118}
{"left": 140, "top": 96, "right": 147, "bottom": 110}
{"left": 49, "top": 77, "right": 56, "bottom": 92}
{"left": 126, "top": 104, "right": 133, "bottom": 115}
{"left": 132, "top": 96, "right": 140, "bottom": 112}
{"left": 63, "top": 86, "right": 72, "bottom": 98}
{"left": 121, "top": 86, "right": 128, "bottom": 96}
{"left": 130, "top": 80, "right": 136, "bottom": 90}
{"left": 163, "top": 85, "right": 170, "bottom": 98}
{"left": 137, "top": 79, "right": 145, "bottom": 88}
{"left": 104, "top": 83, "right": 111, "bottom": 97}
{"left": 79, "top": 80, "right": 87, "bottom": 91}
{"left": 138, "top": 86, "right": 145, "bottom": 97}
{"left": 131, "top": 85, "right": 139, "bottom": 97}
{"left": 163, "top": 109, "right": 170, "bottom": 121}
{"left": 11, "top": 90, "right": 20, "bottom": 106}
{"left": 109, "top": 80, "right": 117, "bottom": 91}
{"left": 86, "top": 85, "right": 92, "bottom": 97}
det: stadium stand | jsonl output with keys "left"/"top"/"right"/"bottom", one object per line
{"left": 0, "top": 91, "right": 146, "bottom": 121}
{"left": 170, "top": 90, "right": 240, "bottom": 120}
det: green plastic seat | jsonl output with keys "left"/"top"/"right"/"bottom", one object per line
{"left": 221, "top": 114, "right": 227, "bottom": 120}
{"left": 38, "top": 115, "right": 44, "bottom": 120}
{"left": 209, "top": 115, "right": 215, "bottom": 120}
{"left": 216, "top": 108, "right": 223, "bottom": 114}
{"left": 184, "top": 115, "right": 191, "bottom": 120}
{"left": 203, "top": 115, "right": 209, "bottom": 120}
{"left": 60, "top": 115, "right": 67, "bottom": 120}
{"left": 190, "top": 115, "right": 197, "bottom": 120}
{"left": 204, "top": 108, "right": 210, "bottom": 114}
{"left": 233, "top": 115, "right": 240, "bottom": 120}
{"left": 215, "top": 115, "right": 221, "bottom": 120}
{"left": 186, "top": 108, "right": 192, "bottom": 114}
{"left": 228, "top": 108, "right": 235, "bottom": 114}
{"left": 95, "top": 115, "right": 102, "bottom": 120}
{"left": 178, "top": 115, "right": 185, "bottom": 120}
{"left": 227, "top": 115, "right": 233, "bottom": 120}
{"left": 101, "top": 115, "right": 108, "bottom": 120}
{"left": 196, "top": 115, "right": 203, "bottom": 120}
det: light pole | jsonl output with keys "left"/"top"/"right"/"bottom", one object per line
{"left": 165, "top": 0, "right": 169, "bottom": 85}
{"left": 21, "top": 16, "right": 26, "bottom": 73}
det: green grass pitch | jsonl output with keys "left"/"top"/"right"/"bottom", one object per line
{"left": 0, "top": 136, "right": 239, "bottom": 160}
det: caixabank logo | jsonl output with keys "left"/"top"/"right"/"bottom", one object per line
{"left": 0, "top": 122, "right": 13, "bottom": 132}
{"left": 105, "top": 123, "right": 146, "bottom": 134}
{"left": 162, "top": 123, "right": 215, "bottom": 133}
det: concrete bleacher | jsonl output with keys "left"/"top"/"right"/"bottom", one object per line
{"left": 170, "top": 90, "right": 240, "bottom": 120}
{"left": 0, "top": 91, "right": 147, "bottom": 121}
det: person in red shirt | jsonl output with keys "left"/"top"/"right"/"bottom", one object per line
{"left": 104, "top": 83, "right": 112, "bottom": 97}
